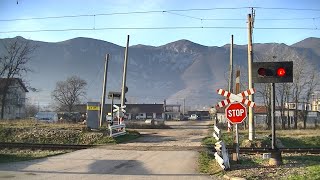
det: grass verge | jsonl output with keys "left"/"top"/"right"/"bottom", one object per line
{"left": 114, "top": 130, "right": 141, "bottom": 144}
{"left": 0, "top": 149, "right": 71, "bottom": 163}
{"left": 198, "top": 152, "right": 224, "bottom": 176}
{"left": 279, "top": 136, "right": 320, "bottom": 148}
{"left": 285, "top": 155, "right": 320, "bottom": 180}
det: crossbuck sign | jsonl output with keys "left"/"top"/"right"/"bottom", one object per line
{"left": 216, "top": 88, "right": 256, "bottom": 108}
{"left": 215, "top": 88, "right": 255, "bottom": 124}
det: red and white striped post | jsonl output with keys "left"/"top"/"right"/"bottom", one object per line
{"left": 233, "top": 69, "right": 241, "bottom": 162}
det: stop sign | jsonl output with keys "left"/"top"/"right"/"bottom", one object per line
{"left": 225, "top": 102, "right": 247, "bottom": 124}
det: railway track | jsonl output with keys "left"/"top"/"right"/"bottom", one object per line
{"left": 1, "top": 142, "right": 320, "bottom": 154}
{"left": 0, "top": 142, "right": 95, "bottom": 150}
{"left": 227, "top": 147, "right": 320, "bottom": 154}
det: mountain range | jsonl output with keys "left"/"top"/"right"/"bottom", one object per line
{"left": 0, "top": 36, "right": 319, "bottom": 110}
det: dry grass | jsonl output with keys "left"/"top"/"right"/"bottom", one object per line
{"left": 0, "top": 119, "right": 86, "bottom": 129}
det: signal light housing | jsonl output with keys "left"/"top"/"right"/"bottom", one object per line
{"left": 252, "top": 61, "right": 293, "bottom": 83}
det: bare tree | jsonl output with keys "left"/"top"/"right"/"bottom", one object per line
{"left": 25, "top": 101, "right": 38, "bottom": 118}
{"left": 300, "top": 63, "right": 319, "bottom": 129}
{"left": 276, "top": 83, "right": 292, "bottom": 129}
{"left": 255, "top": 83, "right": 272, "bottom": 129}
{"left": 52, "top": 76, "right": 87, "bottom": 112}
{"left": 291, "top": 58, "right": 309, "bottom": 129}
{"left": 0, "top": 38, "right": 37, "bottom": 119}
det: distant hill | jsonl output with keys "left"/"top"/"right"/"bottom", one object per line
{"left": 0, "top": 36, "right": 319, "bottom": 109}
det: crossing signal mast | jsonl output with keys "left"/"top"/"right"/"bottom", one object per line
{"left": 252, "top": 61, "right": 293, "bottom": 166}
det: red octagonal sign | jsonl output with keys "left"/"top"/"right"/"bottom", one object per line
{"left": 225, "top": 102, "right": 247, "bottom": 124}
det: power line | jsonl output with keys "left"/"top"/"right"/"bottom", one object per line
{"left": 0, "top": 7, "right": 249, "bottom": 22}
{"left": 1, "top": 7, "right": 320, "bottom": 22}
{"left": 0, "top": 26, "right": 318, "bottom": 34}
{"left": 165, "top": 11, "right": 202, "bottom": 20}
{"left": 203, "top": 17, "right": 320, "bottom": 21}
{"left": 253, "top": 7, "right": 320, "bottom": 11}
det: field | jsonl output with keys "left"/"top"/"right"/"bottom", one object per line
{"left": 0, "top": 119, "right": 140, "bottom": 163}
{"left": 200, "top": 126, "right": 320, "bottom": 180}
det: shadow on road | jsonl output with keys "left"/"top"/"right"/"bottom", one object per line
{"left": 89, "top": 160, "right": 150, "bottom": 175}
{"left": 123, "top": 134, "right": 177, "bottom": 143}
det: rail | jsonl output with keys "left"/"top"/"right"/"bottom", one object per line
{"left": 0, "top": 142, "right": 94, "bottom": 150}
{"left": 1, "top": 143, "right": 320, "bottom": 154}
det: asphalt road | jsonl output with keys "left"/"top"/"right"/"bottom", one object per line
{"left": 0, "top": 120, "right": 216, "bottom": 180}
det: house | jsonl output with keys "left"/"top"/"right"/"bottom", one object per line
{"left": 75, "top": 103, "right": 165, "bottom": 120}
{"left": 0, "top": 78, "right": 28, "bottom": 119}
{"left": 164, "top": 103, "right": 182, "bottom": 120}
{"left": 124, "top": 104, "right": 164, "bottom": 120}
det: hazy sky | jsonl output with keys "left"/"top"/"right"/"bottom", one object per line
{"left": 1, "top": 0, "right": 320, "bottom": 47}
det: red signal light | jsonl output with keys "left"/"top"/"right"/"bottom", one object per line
{"left": 258, "top": 68, "right": 266, "bottom": 76}
{"left": 277, "top": 67, "right": 286, "bottom": 77}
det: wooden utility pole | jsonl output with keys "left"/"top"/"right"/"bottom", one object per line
{"left": 120, "top": 35, "right": 130, "bottom": 122}
{"left": 247, "top": 13, "right": 255, "bottom": 140}
{"left": 99, "top": 54, "right": 110, "bottom": 127}
{"left": 228, "top": 35, "right": 234, "bottom": 133}
{"left": 228, "top": 35, "right": 234, "bottom": 93}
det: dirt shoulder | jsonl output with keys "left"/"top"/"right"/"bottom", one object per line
{"left": 123, "top": 120, "right": 211, "bottom": 147}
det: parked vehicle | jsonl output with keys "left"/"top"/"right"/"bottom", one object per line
{"left": 136, "top": 113, "right": 146, "bottom": 120}
{"left": 35, "top": 112, "right": 58, "bottom": 123}
{"left": 106, "top": 113, "right": 112, "bottom": 122}
{"left": 189, "top": 114, "right": 200, "bottom": 120}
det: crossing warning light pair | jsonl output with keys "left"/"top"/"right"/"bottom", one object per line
{"left": 252, "top": 61, "right": 293, "bottom": 83}
{"left": 258, "top": 67, "right": 286, "bottom": 77}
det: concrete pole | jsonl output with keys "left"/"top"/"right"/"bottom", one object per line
{"left": 121, "top": 35, "right": 130, "bottom": 108}
{"left": 164, "top": 99, "right": 167, "bottom": 120}
{"left": 247, "top": 14, "right": 255, "bottom": 140}
{"left": 99, "top": 54, "right": 110, "bottom": 127}
{"left": 269, "top": 82, "right": 283, "bottom": 166}
{"left": 228, "top": 35, "right": 234, "bottom": 93}
{"left": 183, "top": 98, "right": 185, "bottom": 115}
{"left": 228, "top": 35, "right": 234, "bottom": 132}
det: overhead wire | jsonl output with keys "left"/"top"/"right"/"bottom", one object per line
{"left": 0, "top": 26, "right": 318, "bottom": 34}
{"left": 1, "top": 6, "right": 320, "bottom": 22}
{"left": 1, "top": 6, "right": 319, "bottom": 33}
{"left": 0, "top": 7, "right": 250, "bottom": 22}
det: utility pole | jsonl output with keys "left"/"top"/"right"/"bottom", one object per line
{"left": 164, "top": 99, "right": 167, "bottom": 120}
{"left": 228, "top": 35, "right": 234, "bottom": 132}
{"left": 228, "top": 35, "right": 234, "bottom": 93}
{"left": 120, "top": 35, "right": 130, "bottom": 111}
{"left": 99, "top": 54, "right": 110, "bottom": 127}
{"left": 247, "top": 13, "right": 255, "bottom": 140}
{"left": 183, "top": 98, "right": 185, "bottom": 115}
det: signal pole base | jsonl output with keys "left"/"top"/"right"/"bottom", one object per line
{"left": 232, "top": 152, "right": 239, "bottom": 163}
{"left": 269, "top": 150, "right": 283, "bottom": 166}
